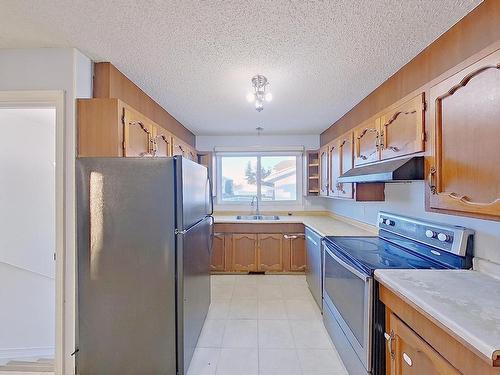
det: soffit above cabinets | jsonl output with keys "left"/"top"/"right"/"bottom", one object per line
{"left": 0, "top": 0, "right": 482, "bottom": 135}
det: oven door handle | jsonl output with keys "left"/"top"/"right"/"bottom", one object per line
{"left": 325, "top": 245, "right": 370, "bottom": 281}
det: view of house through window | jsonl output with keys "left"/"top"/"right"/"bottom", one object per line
{"left": 219, "top": 154, "right": 299, "bottom": 203}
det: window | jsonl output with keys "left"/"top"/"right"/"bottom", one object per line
{"left": 217, "top": 153, "right": 302, "bottom": 204}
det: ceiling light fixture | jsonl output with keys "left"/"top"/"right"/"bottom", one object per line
{"left": 246, "top": 74, "right": 272, "bottom": 112}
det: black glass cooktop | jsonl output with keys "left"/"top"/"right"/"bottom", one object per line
{"left": 323, "top": 236, "right": 450, "bottom": 275}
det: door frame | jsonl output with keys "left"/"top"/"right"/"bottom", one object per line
{"left": 0, "top": 90, "right": 65, "bottom": 374}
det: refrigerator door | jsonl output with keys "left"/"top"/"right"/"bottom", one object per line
{"left": 177, "top": 216, "right": 213, "bottom": 375}
{"left": 176, "top": 156, "right": 212, "bottom": 230}
{"left": 76, "top": 158, "right": 177, "bottom": 375}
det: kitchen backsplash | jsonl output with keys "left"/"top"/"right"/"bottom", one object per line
{"left": 321, "top": 181, "right": 500, "bottom": 267}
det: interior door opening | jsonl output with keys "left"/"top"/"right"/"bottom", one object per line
{"left": 0, "top": 106, "right": 57, "bottom": 374}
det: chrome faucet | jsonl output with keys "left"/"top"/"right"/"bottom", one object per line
{"left": 251, "top": 195, "right": 260, "bottom": 216}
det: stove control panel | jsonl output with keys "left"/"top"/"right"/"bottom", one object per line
{"left": 377, "top": 212, "right": 474, "bottom": 257}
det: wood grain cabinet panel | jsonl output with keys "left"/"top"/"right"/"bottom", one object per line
{"left": 388, "top": 313, "right": 460, "bottom": 375}
{"left": 328, "top": 142, "right": 340, "bottom": 197}
{"left": 231, "top": 234, "right": 257, "bottom": 272}
{"left": 122, "top": 106, "right": 155, "bottom": 157}
{"left": 258, "top": 234, "right": 283, "bottom": 272}
{"left": 338, "top": 132, "right": 354, "bottom": 199}
{"left": 152, "top": 125, "right": 172, "bottom": 156}
{"left": 286, "top": 234, "right": 306, "bottom": 271}
{"left": 319, "top": 145, "right": 330, "bottom": 196}
{"left": 354, "top": 118, "right": 381, "bottom": 166}
{"left": 210, "top": 233, "right": 226, "bottom": 272}
{"left": 428, "top": 48, "right": 500, "bottom": 219}
{"left": 379, "top": 93, "right": 425, "bottom": 161}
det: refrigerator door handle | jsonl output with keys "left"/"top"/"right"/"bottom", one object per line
{"left": 207, "top": 175, "right": 214, "bottom": 215}
{"left": 208, "top": 216, "right": 215, "bottom": 254}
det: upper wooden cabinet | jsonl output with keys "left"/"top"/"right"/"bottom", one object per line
{"left": 354, "top": 118, "right": 381, "bottom": 166}
{"left": 329, "top": 132, "right": 354, "bottom": 199}
{"left": 428, "top": 49, "right": 500, "bottom": 220}
{"left": 352, "top": 93, "right": 425, "bottom": 167}
{"left": 328, "top": 142, "right": 341, "bottom": 196}
{"left": 173, "top": 137, "right": 197, "bottom": 161}
{"left": 77, "top": 98, "right": 196, "bottom": 159}
{"left": 379, "top": 93, "right": 425, "bottom": 160}
{"left": 122, "top": 106, "right": 154, "bottom": 157}
{"left": 152, "top": 125, "right": 173, "bottom": 157}
{"left": 258, "top": 234, "right": 283, "bottom": 272}
{"left": 319, "top": 145, "right": 330, "bottom": 196}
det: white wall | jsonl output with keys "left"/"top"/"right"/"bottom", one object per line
{"left": 0, "top": 48, "right": 92, "bottom": 373}
{"left": 321, "top": 182, "right": 500, "bottom": 266}
{"left": 0, "top": 108, "right": 56, "bottom": 362}
{"left": 196, "top": 134, "right": 320, "bottom": 151}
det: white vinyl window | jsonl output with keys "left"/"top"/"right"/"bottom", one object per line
{"left": 216, "top": 152, "right": 302, "bottom": 205}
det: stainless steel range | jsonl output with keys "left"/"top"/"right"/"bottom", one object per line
{"left": 321, "top": 212, "right": 474, "bottom": 375}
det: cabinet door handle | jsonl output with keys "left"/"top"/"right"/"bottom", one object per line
{"left": 428, "top": 166, "right": 437, "bottom": 194}
{"left": 284, "top": 234, "right": 297, "bottom": 239}
{"left": 384, "top": 331, "right": 395, "bottom": 360}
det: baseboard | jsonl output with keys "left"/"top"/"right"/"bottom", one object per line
{"left": 0, "top": 347, "right": 55, "bottom": 363}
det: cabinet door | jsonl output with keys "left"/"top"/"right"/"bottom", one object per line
{"left": 428, "top": 50, "right": 500, "bottom": 219}
{"left": 188, "top": 148, "right": 198, "bottom": 162}
{"left": 380, "top": 93, "right": 425, "bottom": 160}
{"left": 232, "top": 234, "right": 257, "bottom": 272}
{"left": 172, "top": 137, "right": 187, "bottom": 157}
{"left": 338, "top": 132, "right": 354, "bottom": 199}
{"left": 258, "top": 234, "right": 283, "bottom": 272}
{"left": 210, "top": 233, "right": 225, "bottom": 272}
{"left": 354, "top": 118, "right": 380, "bottom": 166}
{"left": 152, "top": 125, "right": 172, "bottom": 157}
{"left": 319, "top": 146, "right": 330, "bottom": 196}
{"left": 388, "top": 313, "right": 460, "bottom": 375}
{"left": 122, "top": 107, "right": 154, "bottom": 157}
{"left": 288, "top": 234, "right": 306, "bottom": 271}
{"left": 329, "top": 142, "right": 340, "bottom": 197}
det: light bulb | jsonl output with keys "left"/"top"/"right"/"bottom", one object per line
{"left": 255, "top": 99, "right": 264, "bottom": 112}
{"left": 265, "top": 92, "right": 273, "bottom": 102}
{"left": 246, "top": 92, "right": 255, "bottom": 102}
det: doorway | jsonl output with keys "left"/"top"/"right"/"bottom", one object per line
{"left": 0, "top": 92, "right": 64, "bottom": 375}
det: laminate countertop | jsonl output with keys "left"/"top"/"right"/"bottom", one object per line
{"left": 213, "top": 213, "right": 377, "bottom": 237}
{"left": 375, "top": 269, "right": 500, "bottom": 365}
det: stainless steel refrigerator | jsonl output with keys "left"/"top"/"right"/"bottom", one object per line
{"left": 76, "top": 156, "right": 213, "bottom": 375}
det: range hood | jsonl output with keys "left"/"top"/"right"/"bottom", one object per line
{"left": 338, "top": 156, "right": 424, "bottom": 183}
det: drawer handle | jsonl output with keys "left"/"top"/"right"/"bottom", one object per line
{"left": 403, "top": 352, "right": 412, "bottom": 367}
{"left": 284, "top": 234, "right": 297, "bottom": 239}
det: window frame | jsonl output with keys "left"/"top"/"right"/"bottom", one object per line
{"left": 215, "top": 151, "right": 303, "bottom": 206}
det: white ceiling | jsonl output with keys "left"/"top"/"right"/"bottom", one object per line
{"left": 0, "top": 0, "right": 481, "bottom": 136}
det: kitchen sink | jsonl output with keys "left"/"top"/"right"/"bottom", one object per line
{"left": 236, "top": 215, "right": 280, "bottom": 221}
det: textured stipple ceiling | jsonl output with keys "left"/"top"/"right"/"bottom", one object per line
{"left": 0, "top": 0, "right": 481, "bottom": 135}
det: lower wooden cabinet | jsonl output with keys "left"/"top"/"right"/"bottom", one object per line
{"left": 210, "top": 233, "right": 226, "bottom": 272}
{"left": 380, "top": 284, "right": 500, "bottom": 375}
{"left": 388, "top": 313, "right": 459, "bottom": 375}
{"left": 210, "top": 224, "right": 307, "bottom": 273}
{"left": 285, "top": 234, "right": 306, "bottom": 271}
{"left": 231, "top": 234, "right": 258, "bottom": 272}
{"left": 258, "top": 234, "right": 284, "bottom": 272}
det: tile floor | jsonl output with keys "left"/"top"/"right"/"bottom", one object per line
{"left": 187, "top": 274, "right": 348, "bottom": 375}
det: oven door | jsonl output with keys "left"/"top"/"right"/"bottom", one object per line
{"left": 323, "top": 243, "right": 373, "bottom": 371}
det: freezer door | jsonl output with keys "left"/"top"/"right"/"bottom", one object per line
{"left": 76, "top": 158, "right": 177, "bottom": 375}
{"left": 177, "top": 216, "right": 213, "bottom": 375}
{"left": 176, "top": 156, "right": 212, "bottom": 230}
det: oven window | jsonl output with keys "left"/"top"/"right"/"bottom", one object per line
{"left": 324, "top": 250, "right": 366, "bottom": 345}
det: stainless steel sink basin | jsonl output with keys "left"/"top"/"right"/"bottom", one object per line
{"left": 236, "top": 215, "right": 280, "bottom": 221}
